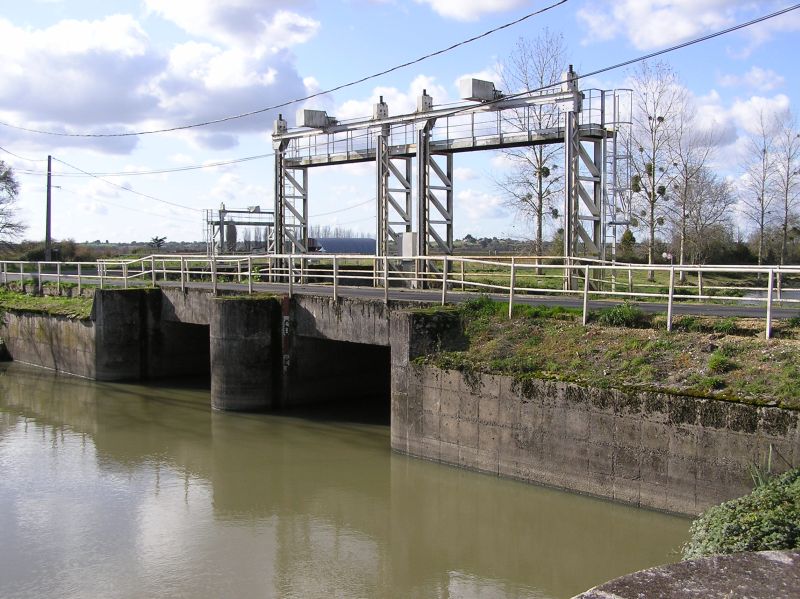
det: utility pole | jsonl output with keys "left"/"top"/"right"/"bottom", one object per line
{"left": 45, "top": 155, "right": 52, "bottom": 262}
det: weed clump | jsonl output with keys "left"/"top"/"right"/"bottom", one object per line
{"left": 591, "top": 303, "right": 650, "bottom": 328}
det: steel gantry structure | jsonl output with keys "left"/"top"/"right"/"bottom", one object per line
{"left": 271, "top": 68, "right": 632, "bottom": 266}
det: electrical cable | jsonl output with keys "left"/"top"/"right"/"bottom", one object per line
{"left": 56, "top": 186, "right": 199, "bottom": 224}
{"left": 53, "top": 157, "right": 202, "bottom": 212}
{"left": 309, "top": 198, "right": 374, "bottom": 218}
{"left": 0, "top": 145, "right": 48, "bottom": 163}
{"left": 0, "top": 0, "right": 569, "bottom": 138}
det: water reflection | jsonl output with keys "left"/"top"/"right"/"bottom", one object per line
{"left": 0, "top": 363, "right": 688, "bottom": 598}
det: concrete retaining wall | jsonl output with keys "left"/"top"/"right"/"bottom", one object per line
{"left": 389, "top": 312, "right": 800, "bottom": 515}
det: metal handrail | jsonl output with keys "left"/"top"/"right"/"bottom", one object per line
{"left": 2, "top": 254, "right": 799, "bottom": 339}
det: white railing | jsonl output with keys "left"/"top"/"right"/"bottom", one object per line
{"left": 2, "top": 254, "right": 799, "bottom": 339}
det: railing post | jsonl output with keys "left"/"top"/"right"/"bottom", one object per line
{"left": 288, "top": 257, "right": 294, "bottom": 298}
{"left": 628, "top": 267, "right": 633, "bottom": 294}
{"left": 37, "top": 262, "right": 42, "bottom": 293}
{"left": 582, "top": 265, "right": 590, "bottom": 326}
{"left": 211, "top": 258, "right": 217, "bottom": 296}
{"left": 667, "top": 266, "right": 675, "bottom": 332}
{"left": 180, "top": 257, "right": 186, "bottom": 292}
{"left": 237, "top": 259, "right": 242, "bottom": 283}
{"left": 414, "top": 258, "right": 420, "bottom": 290}
{"left": 461, "top": 259, "right": 465, "bottom": 292}
{"left": 248, "top": 257, "right": 253, "bottom": 294}
{"left": 508, "top": 257, "right": 516, "bottom": 319}
{"left": 19, "top": 263, "right": 24, "bottom": 288}
{"left": 698, "top": 270, "right": 703, "bottom": 297}
{"left": 777, "top": 270, "right": 782, "bottom": 302}
{"left": 766, "top": 269, "right": 774, "bottom": 340}
{"left": 333, "top": 255, "right": 339, "bottom": 301}
{"left": 441, "top": 256, "right": 448, "bottom": 306}
{"left": 99, "top": 261, "right": 105, "bottom": 289}
{"left": 383, "top": 256, "right": 389, "bottom": 304}
{"left": 123, "top": 263, "right": 128, "bottom": 289}
{"left": 56, "top": 262, "right": 61, "bottom": 295}
{"left": 77, "top": 263, "right": 82, "bottom": 295}
{"left": 151, "top": 257, "right": 156, "bottom": 287}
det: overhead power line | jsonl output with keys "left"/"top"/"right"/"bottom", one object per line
{"left": 53, "top": 157, "right": 202, "bottom": 212}
{"left": 0, "top": 144, "right": 47, "bottom": 163}
{"left": 0, "top": 0, "right": 569, "bottom": 138}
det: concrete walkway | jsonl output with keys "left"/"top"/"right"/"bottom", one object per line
{"left": 574, "top": 550, "right": 800, "bottom": 598}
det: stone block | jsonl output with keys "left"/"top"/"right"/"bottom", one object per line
{"left": 498, "top": 393, "right": 520, "bottom": 427}
{"left": 668, "top": 424, "right": 697, "bottom": 459}
{"left": 458, "top": 445, "right": 479, "bottom": 469}
{"left": 459, "top": 391, "right": 479, "bottom": 422}
{"left": 588, "top": 442, "right": 614, "bottom": 475}
{"left": 640, "top": 450, "right": 669, "bottom": 486}
{"left": 589, "top": 412, "right": 616, "bottom": 444}
{"left": 668, "top": 395, "right": 699, "bottom": 426}
{"left": 478, "top": 424, "right": 501, "bottom": 455}
{"left": 457, "top": 419, "right": 479, "bottom": 449}
{"left": 478, "top": 393, "right": 499, "bottom": 425}
{"left": 759, "top": 407, "right": 799, "bottom": 439}
{"left": 421, "top": 383, "right": 441, "bottom": 416}
{"left": 422, "top": 411, "right": 440, "bottom": 441}
{"left": 614, "top": 445, "right": 642, "bottom": 481}
{"left": 440, "top": 387, "right": 460, "bottom": 418}
{"left": 440, "top": 415, "right": 459, "bottom": 445}
{"left": 613, "top": 478, "right": 641, "bottom": 505}
{"left": 615, "top": 416, "right": 643, "bottom": 449}
{"left": 697, "top": 399, "right": 728, "bottom": 429}
{"left": 565, "top": 408, "right": 589, "bottom": 442}
{"left": 641, "top": 420, "right": 670, "bottom": 452}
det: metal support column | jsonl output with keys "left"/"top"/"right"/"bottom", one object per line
{"left": 376, "top": 133, "right": 412, "bottom": 256}
{"left": 417, "top": 119, "right": 454, "bottom": 256}
{"left": 274, "top": 139, "right": 308, "bottom": 254}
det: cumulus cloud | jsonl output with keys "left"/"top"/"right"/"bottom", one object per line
{"left": 0, "top": 7, "right": 314, "bottom": 153}
{"left": 335, "top": 75, "right": 448, "bottom": 120}
{"left": 415, "top": 0, "right": 529, "bottom": 21}
{"left": 457, "top": 188, "right": 509, "bottom": 221}
{"left": 144, "top": 0, "right": 318, "bottom": 49}
{"left": 718, "top": 66, "right": 786, "bottom": 92}
{"left": 577, "top": 0, "right": 737, "bottom": 49}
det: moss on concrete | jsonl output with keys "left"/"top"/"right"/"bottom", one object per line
{"left": 414, "top": 296, "right": 800, "bottom": 410}
{"left": 0, "top": 287, "right": 93, "bottom": 320}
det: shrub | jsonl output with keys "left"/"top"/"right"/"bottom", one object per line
{"left": 683, "top": 468, "right": 800, "bottom": 560}
{"left": 592, "top": 303, "right": 650, "bottom": 328}
{"left": 708, "top": 350, "right": 736, "bottom": 373}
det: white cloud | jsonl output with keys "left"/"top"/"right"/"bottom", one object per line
{"left": 454, "top": 167, "right": 478, "bottom": 180}
{"left": 577, "top": 0, "right": 737, "bottom": 49}
{"left": 457, "top": 188, "right": 509, "bottom": 221}
{"left": 728, "top": 94, "right": 790, "bottom": 135}
{"left": 718, "top": 66, "right": 785, "bottom": 91}
{"left": 415, "top": 0, "right": 529, "bottom": 21}
{"left": 335, "top": 75, "right": 448, "bottom": 120}
{"left": 144, "top": 1, "right": 318, "bottom": 49}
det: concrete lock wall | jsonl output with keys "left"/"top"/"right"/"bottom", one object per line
{"left": 389, "top": 310, "right": 800, "bottom": 515}
{"left": 209, "top": 297, "right": 281, "bottom": 411}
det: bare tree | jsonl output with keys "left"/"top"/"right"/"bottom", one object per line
{"left": 629, "top": 61, "right": 685, "bottom": 280}
{"left": 739, "top": 111, "right": 779, "bottom": 267}
{"left": 496, "top": 30, "right": 567, "bottom": 258}
{"left": 775, "top": 112, "right": 800, "bottom": 265}
{"left": 682, "top": 169, "right": 737, "bottom": 264}
{"left": 666, "top": 100, "right": 716, "bottom": 280}
{"left": 0, "top": 160, "right": 25, "bottom": 243}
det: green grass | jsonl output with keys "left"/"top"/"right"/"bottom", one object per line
{"left": 415, "top": 296, "right": 800, "bottom": 410}
{"left": 0, "top": 288, "right": 93, "bottom": 319}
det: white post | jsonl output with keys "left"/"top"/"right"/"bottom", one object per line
{"left": 383, "top": 256, "right": 389, "bottom": 304}
{"left": 99, "top": 261, "right": 105, "bottom": 289}
{"left": 237, "top": 259, "right": 242, "bottom": 283}
{"left": 123, "top": 263, "right": 128, "bottom": 289}
{"left": 777, "top": 270, "right": 782, "bottom": 302}
{"left": 461, "top": 260, "right": 465, "bottom": 292}
{"left": 698, "top": 270, "right": 703, "bottom": 298}
{"left": 333, "top": 255, "right": 339, "bottom": 301}
{"left": 667, "top": 266, "right": 675, "bottom": 332}
{"left": 247, "top": 257, "right": 253, "bottom": 294}
{"left": 77, "top": 263, "right": 82, "bottom": 295}
{"left": 508, "top": 258, "right": 516, "bottom": 319}
{"left": 766, "top": 269, "right": 774, "bottom": 340}
{"left": 414, "top": 258, "right": 420, "bottom": 290}
{"left": 37, "top": 262, "right": 42, "bottom": 293}
{"left": 56, "top": 262, "right": 61, "bottom": 295}
{"left": 151, "top": 257, "right": 156, "bottom": 286}
{"left": 288, "top": 257, "right": 294, "bottom": 297}
{"left": 441, "top": 256, "right": 448, "bottom": 306}
{"left": 628, "top": 267, "right": 633, "bottom": 294}
{"left": 180, "top": 257, "right": 186, "bottom": 292}
{"left": 211, "top": 258, "right": 217, "bottom": 296}
{"left": 582, "top": 265, "right": 590, "bottom": 326}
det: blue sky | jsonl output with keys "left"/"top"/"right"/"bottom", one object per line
{"left": 1, "top": 0, "right": 798, "bottom": 243}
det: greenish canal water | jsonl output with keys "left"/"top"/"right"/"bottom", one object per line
{"left": 0, "top": 362, "right": 689, "bottom": 599}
